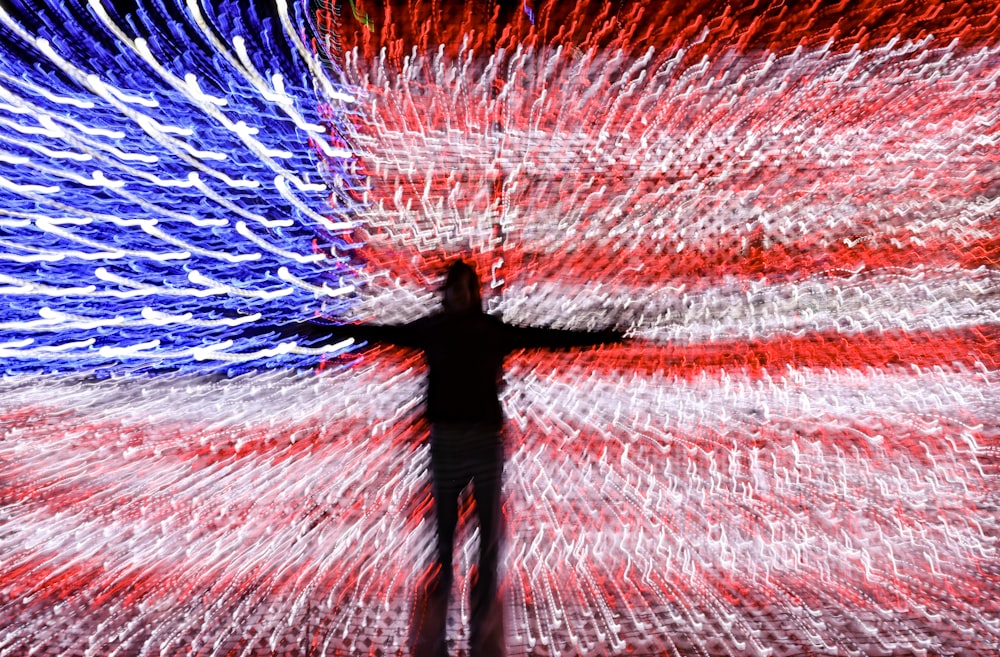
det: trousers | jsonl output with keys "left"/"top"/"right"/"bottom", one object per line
{"left": 411, "top": 422, "right": 505, "bottom": 657}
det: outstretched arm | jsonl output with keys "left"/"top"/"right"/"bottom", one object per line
{"left": 504, "top": 323, "right": 624, "bottom": 351}
{"left": 243, "top": 318, "right": 425, "bottom": 349}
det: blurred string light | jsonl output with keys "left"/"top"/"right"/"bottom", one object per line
{"left": 0, "top": 1, "right": 999, "bottom": 657}
{"left": 321, "top": 0, "right": 998, "bottom": 654}
{"left": 1, "top": 357, "right": 997, "bottom": 656}
{"left": 328, "top": 0, "right": 1000, "bottom": 332}
{"left": 0, "top": 0, "right": 364, "bottom": 375}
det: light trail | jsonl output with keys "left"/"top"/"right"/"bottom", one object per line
{"left": 0, "top": 0, "right": 998, "bottom": 655}
{"left": 0, "top": 0, "right": 363, "bottom": 375}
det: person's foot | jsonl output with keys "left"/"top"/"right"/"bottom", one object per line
{"left": 409, "top": 567, "right": 450, "bottom": 657}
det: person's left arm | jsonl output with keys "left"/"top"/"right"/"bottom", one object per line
{"left": 503, "top": 322, "right": 625, "bottom": 351}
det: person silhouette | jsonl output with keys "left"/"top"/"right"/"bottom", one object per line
{"left": 270, "top": 260, "right": 622, "bottom": 657}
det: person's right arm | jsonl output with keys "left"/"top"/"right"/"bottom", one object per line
{"left": 502, "top": 321, "right": 624, "bottom": 351}
{"left": 242, "top": 318, "right": 425, "bottom": 349}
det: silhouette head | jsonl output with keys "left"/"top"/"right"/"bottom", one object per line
{"left": 441, "top": 260, "right": 482, "bottom": 313}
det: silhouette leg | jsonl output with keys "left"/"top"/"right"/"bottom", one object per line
{"left": 433, "top": 472, "right": 460, "bottom": 590}
{"left": 409, "top": 563, "right": 450, "bottom": 657}
{"left": 469, "top": 445, "right": 505, "bottom": 657}
{"left": 412, "top": 468, "right": 461, "bottom": 657}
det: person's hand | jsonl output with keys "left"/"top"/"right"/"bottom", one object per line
{"left": 595, "top": 329, "right": 625, "bottom": 345}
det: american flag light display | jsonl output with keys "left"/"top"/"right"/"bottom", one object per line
{"left": 1, "top": 0, "right": 999, "bottom": 656}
